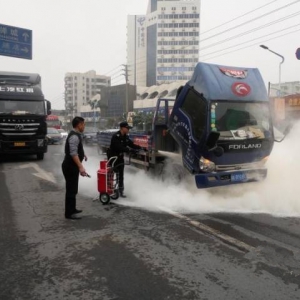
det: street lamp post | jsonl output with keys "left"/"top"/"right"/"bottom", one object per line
{"left": 260, "top": 45, "right": 285, "bottom": 96}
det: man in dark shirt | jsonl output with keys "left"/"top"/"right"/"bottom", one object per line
{"left": 109, "top": 121, "right": 143, "bottom": 198}
{"left": 62, "top": 116, "right": 88, "bottom": 220}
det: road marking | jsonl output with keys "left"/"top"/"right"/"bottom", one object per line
{"left": 159, "top": 206, "right": 256, "bottom": 252}
{"left": 19, "top": 163, "right": 56, "bottom": 184}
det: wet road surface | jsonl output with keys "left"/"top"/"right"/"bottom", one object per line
{"left": 0, "top": 144, "right": 299, "bottom": 299}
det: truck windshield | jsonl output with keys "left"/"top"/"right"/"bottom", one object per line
{"left": 210, "top": 101, "right": 271, "bottom": 140}
{"left": 0, "top": 100, "right": 45, "bottom": 115}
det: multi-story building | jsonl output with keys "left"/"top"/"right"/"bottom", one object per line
{"left": 270, "top": 81, "right": 300, "bottom": 97}
{"left": 127, "top": 0, "right": 200, "bottom": 87}
{"left": 64, "top": 70, "right": 111, "bottom": 117}
{"left": 127, "top": 15, "right": 147, "bottom": 88}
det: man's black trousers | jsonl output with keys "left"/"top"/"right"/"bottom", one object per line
{"left": 62, "top": 162, "right": 79, "bottom": 217}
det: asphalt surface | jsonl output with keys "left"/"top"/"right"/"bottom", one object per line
{"left": 0, "top": 144, "right": 300, "bottom": 300}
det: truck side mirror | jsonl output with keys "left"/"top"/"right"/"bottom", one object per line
{"left": 46, "top": 100, "right": 51, "bottom": 115}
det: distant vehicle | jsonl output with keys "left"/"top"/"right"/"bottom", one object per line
{"left": 83, "top": 127, "right": 98, "bottom": 144}
{"left": 0, "top": 71, "right": 51, "bottom": 160}
{"left": 57, "top": 128, "right": 68, "bottom": 139}
{"left": 46, "top": 127, "right": 63, "bottom": 144}
{"left": 46, "top": 115, "right": 61, "bottom": 129}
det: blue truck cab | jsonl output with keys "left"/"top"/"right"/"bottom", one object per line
{"left": 169, "top": 62, "right": 274, "bottom": 188}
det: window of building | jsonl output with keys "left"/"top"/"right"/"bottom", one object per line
{"left": 159, "top": 90, "right": 169, "bottom": 98}
{"left": 149, "top": 91, "right": 159, "bottom": 99}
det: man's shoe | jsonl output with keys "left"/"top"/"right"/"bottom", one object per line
{"left": 65, "top": 214, "right": 82, "bottom": 220}
{"left": 120, "top": 193, "right": 127, "bottom": 198}
{"left": 73, "top": 209, "right": 83, "bottom": 214}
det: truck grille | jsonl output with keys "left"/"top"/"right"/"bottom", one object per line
{"left": 0, "top": 119, "right": 39, "bottom": 137}
{"left": 216, "top": 161, "right": 265, "bottom": 171}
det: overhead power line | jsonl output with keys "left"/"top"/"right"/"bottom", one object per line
{"left": 200, "top": 10, "right": 300, "bottom": 51}
{"left": 201, "top": 27, "right": 300, "bottom": 62}
{"left": 200, "top": 0, "right": 300, "bottom": 43}
{"left": 201, "top": 0, "right": 279, "bottom": 35}
{"left": 200, "top": 22, "right": 300, "bottom": 58}
{"left": 103, "top": 65, "right": 122, "bottom": 76}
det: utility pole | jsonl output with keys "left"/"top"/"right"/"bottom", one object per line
{"left": 122, "top": 64, "right": 129, "bottom": 116}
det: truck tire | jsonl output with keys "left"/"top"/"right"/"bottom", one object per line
{"left": 37, "top": 153, "right": 44, "bottom": 160}
{"left": 99, "top": 193, "right": 110, "bottom": 205}
{"left": 161, "top": 163, "right": 186, "bottom": 184}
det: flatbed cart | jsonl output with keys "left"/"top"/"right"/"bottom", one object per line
{"left": 97, "top": 156, "right": 120, "bottom": 205}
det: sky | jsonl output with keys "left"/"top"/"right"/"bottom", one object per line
{"left": 0, "top": 0, "right": 299, "bottom": 109}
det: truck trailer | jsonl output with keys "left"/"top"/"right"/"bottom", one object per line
{"left": 0, "top": 71, "right": 51, "bottom": 160}
{"left": 98, "top": 62, "right": 277, "bottom": 188}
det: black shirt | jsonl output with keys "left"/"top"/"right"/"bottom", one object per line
{"left": 109, "top": 130, "right": 141, "bottom": 159}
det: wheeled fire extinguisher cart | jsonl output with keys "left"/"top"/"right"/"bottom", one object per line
{"left": 97, "top": 156, "right": 119, "bottom": 204}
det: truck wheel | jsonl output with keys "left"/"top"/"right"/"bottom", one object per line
{"left": 99, "top": 193, "right": 110, "bottom": 205}
{"left": 161, "top": 163, "right": 186, "bottom": 184}
{"left": 37, "top": 153, "right": 44, "bottom": 160}
{"left": 110, "top": 190, "right": 119, "bottom": 200}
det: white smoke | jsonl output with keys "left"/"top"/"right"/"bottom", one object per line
{"left": 80, "top": 122, "right": 300, "bottom": 217}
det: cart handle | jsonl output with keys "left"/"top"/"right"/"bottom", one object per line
{"left": 107, "top": 156, "right": 118, "bottom": 168}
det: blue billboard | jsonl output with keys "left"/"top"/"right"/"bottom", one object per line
{"left": 0, "top": 23, "right": 32, "bottom": 60}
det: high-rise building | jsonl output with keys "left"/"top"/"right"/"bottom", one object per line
{"left": 64, "top": 70, "right": 111, "bottom": 117}
{"left": 127, "top": 15, "right": 147, "bottom": 88}
{"left": 127, "top": 0, "right": 200, "bottom": 87}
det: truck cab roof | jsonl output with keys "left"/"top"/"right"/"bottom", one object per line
{"left": 0, "top": 71, "right": 44, "bottom": 100}
{"left": 0, "top": 71, "right": 41, "bottom": 86}
{"left": 188, "top": 62, "right": 269, "bottom": 102}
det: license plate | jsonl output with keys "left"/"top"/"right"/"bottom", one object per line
{"left": 14, "top": 142, "right": 26, "bottom": 147}
{"left": 231, "top": 172, "right": 247, "bottom": 182}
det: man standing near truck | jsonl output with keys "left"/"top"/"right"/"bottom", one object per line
{"left": 108, "top": 121, "right": 144, "bottom": 198}
{"left": 62, "top": 116, "right": 88, "bottom": 220}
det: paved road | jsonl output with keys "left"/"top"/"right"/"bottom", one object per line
{"left": 0, "top": 144, "right": 300, "bottom": 299}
